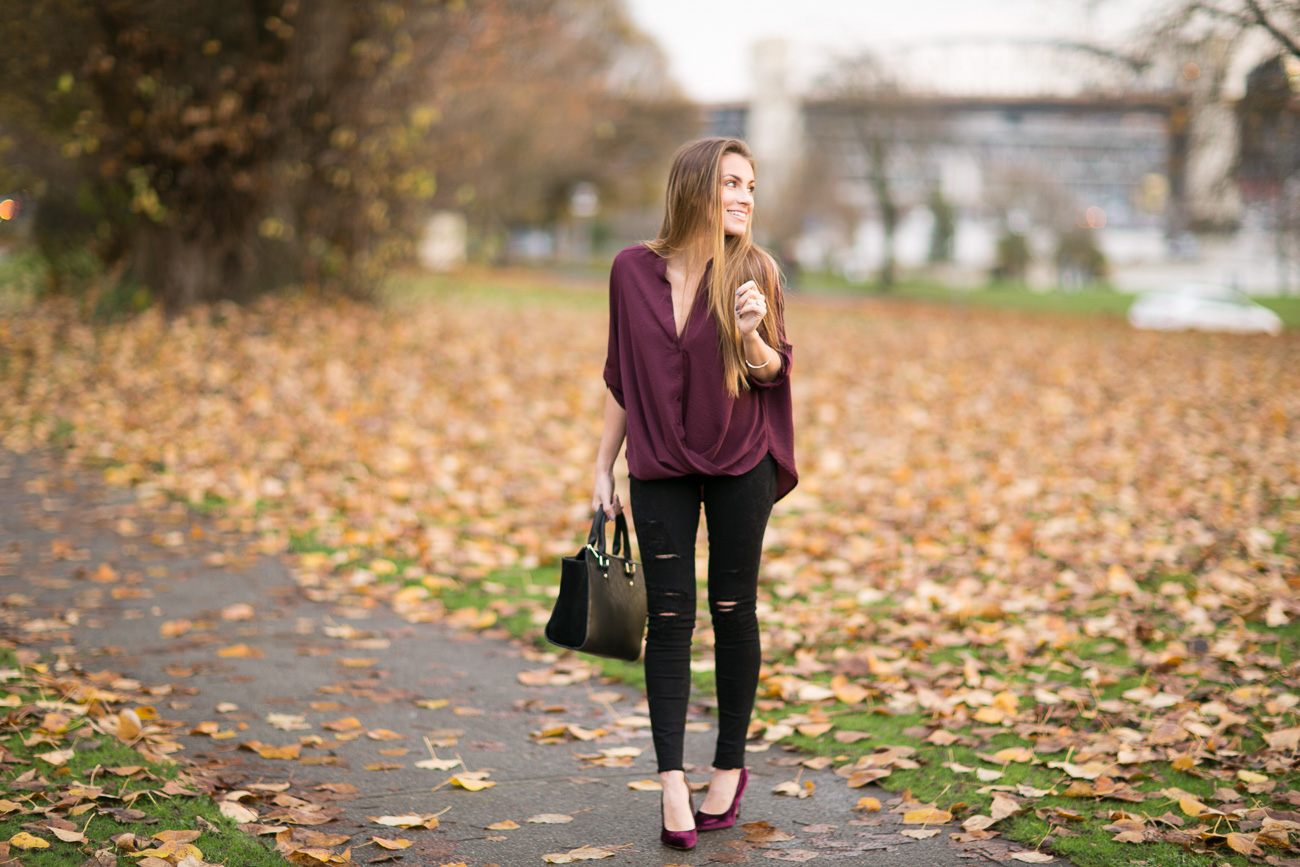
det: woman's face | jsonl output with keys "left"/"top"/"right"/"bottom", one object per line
{"left": 719, "top": 152, "right": 755, "bottom": 237}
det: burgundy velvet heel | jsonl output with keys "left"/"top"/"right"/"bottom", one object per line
{"left": 694, "top": 767, "right": 748, "bottom": 832}
{"left": 660, "top": 790, "right": 697, "bottom": 851}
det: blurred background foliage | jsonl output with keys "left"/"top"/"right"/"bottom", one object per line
{"left": 0, "top": 0, "right": 695, "bottom": 309}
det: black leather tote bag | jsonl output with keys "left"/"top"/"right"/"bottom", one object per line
{"left": 545, "top": 510, "right": 646, "bottom": 662}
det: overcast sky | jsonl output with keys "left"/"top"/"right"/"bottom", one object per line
{"left": 622, "top": 0, "right": 1161, "bottom": 102}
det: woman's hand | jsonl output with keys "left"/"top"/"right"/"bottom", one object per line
{"left": 592, "top": 470, "right": 621, "bottom": 519}
{"left": 734, "top": 280, "right": 767, "bottom": 336}
{"left": 593, "top": 391, "right": 627, "bottom": 518}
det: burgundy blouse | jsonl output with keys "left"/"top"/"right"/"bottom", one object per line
{"left": 603, "top": 244, "right": 797, "bottom": 500}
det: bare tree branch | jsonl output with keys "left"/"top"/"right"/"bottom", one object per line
{"left": 1049, "top": 40, "right": 1151, "bottom": 74}
{"left": 1243, "top": 0, "right": 1300, "bottom": 60}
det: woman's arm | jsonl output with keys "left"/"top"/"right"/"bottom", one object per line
{"left": 735, "top": 280, "right": 782, "bottom": 384}
{"left": 740, "top": 331, "right": 781, "bottom": 384}
{"left": 592, "top": 390, "right": 628, "bottom": 518}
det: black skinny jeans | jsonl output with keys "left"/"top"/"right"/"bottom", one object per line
{"left": 629, "top": 454, "right": 777, "bottom": 773}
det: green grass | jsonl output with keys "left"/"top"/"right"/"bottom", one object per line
{"left": 793, "top": 270, "right": 1300, "bottom": 327}
{"left": 384, "top": 264, "right": 1300, "bottom": 329}
{"left": 382, "top": 267, "right": 605, "bottom": 312}
{"left": 771, "top": 609, "right": 1300, "bottom": 867}
{"left": 1257, "top": 296, "right": 1300, "bottom": 327}
{"left": 0, "top": 651, "right": 286, "bottom": 866}
{"left": 781, "top": 705, "right": 1270, "bottom": 867}
{"left": 0, "top": 245, "right": 47, "bottom": 312}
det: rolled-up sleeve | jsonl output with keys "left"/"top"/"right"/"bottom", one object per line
{"left": 603, "top": 271, "right": 624, "bottom": 407}
{"left": 748, "top": 345, "right": 792, "bottom": 390}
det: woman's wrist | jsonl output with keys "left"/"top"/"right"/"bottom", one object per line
{"left": 742, "top": 334, "right": 773, "bottom": 369}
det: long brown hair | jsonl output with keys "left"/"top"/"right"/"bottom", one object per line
{"left": 645, "top": 138, "right": 787, "bottom": 397}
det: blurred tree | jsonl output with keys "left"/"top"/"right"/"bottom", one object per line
{"left": 1152, "top": 0, "right": 1300, "bottom": 62}
{"left": 1237, "top": 55, "right": 1300, "bottom": 291}
{"left": 993, "top": 231, "right": 1031, "bottom": 284}
{"left": 1132, "top": 0, "right": 1299, "bottom": 245}
{"left": 1055, "top": 228, "right": 1108, "bottom": 287}
{"left": 803, "top": 56, "right": 946, "bottom": 289}
{"left": 927, "top": 186, "right": 955, "bottom": 264}
{"left": 0, "top": 0, "right": 462, "bottom": 307}
{"left": 0, "top": 0, "right": 693, "bottom": 306}
{"left": 426, "top": 0, "right": 696, "bottom": 260}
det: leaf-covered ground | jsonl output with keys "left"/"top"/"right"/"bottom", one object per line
{"left": 1, "top": 277, "right": 1298, "bottom": 866}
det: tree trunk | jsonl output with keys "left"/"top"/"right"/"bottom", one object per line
{"left": 131, "top": 220, "right": 261, "bottom": 310}
{"left": 867, "top": 137, "right": 897, "bottom": 290}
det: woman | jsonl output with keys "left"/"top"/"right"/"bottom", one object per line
{"left": 592, "top": 137, "right": 797, "bottom": 850}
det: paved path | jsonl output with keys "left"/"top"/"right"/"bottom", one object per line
{"left": 0, "top": 449, "right": 1061, "bottom": 866}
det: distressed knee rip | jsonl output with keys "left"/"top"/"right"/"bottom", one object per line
{"left": 649, "top": 587, "right": 693, "bottom": 618}
{"left": 710, "top": 582, "right": 756, "bottom": 619}
{"left": 639, "top": 521, "right": 681, "bottom": 560}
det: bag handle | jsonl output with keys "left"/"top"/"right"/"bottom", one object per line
{"left": 586, "top": 510, "right": 632, "bottom": 566}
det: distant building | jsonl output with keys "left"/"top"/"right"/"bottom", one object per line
{"left": 724, "top": 38, "right": 1297, "bottom": 293}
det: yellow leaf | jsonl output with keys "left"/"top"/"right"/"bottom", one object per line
{"left": 1226, "top": 832, "right": 1264, "bottom": 857}
{"left": 1264, "top": 727, "right": 1300, "bottom": 750}
{"left": 485, "top": 820, "right": 520, "bottom": 830}
{"left": 9, "top": 831, "right": 51, "bottom": 849}
{"left": 117, "top": 709, "right": 142, "bottom": 741}
{"left": 1178, "top": 797, "right": 1208, "bottom": 817}
{"left": 855, "top": 797, "right": 881, "bottom": 812}
{"left": 372, "top": 837, "right": 413, "bottom": 849}
{"left": 449, "top": 772, "right": 495, "bottom": 791}
{"left": 627, "top": 780, "right": 662, "bottom": 791}
{"left": 221, "top": 602, "right": 255, "bottom": 621}
{"left": 903, "top": 808, "right": 953, "bottom": 824}
{"left": 50, "top": 826, "right": 87, "bottom": 843}
{"left": 220, "top": 800, "right": 258, "bottom": 823}
{"left": 1237, "top": 770, "right": 1268, "bottom": 784}
{"left": 322, "top": 717, "right": 363, "bottom": 731}
{"left": 415, "top": 752, "right": 462, "bottom": 771}
{"left": 796, "top": 723, "right": 833, "bottom": 737}
{"left": 771, "top": 780, "right": 814, "bottom": 798}
{"left": 159, "top": 619, "right": 192, "bottom": 638}
{"left": 991, "top": 794, "right": 1022, "bottom": 821}
{"left": 901, "top": 828, "right": 941, "bottom": 839}
{"left": 367, "top": 814, "right": 441, "bottom": 829}
{"left": 992, "top": 747, "right": 1035, "bottom": 763}
{"left": 543, "top": 845, "right": 616, "bottom": 862}
{"left": 366, "top": 729, "right": 406, "bottom": 741}
{"left": 217, "top": 643, "right": 265, "bottom": 659}
{"left": 36, "top": 747, "right": 75, "bottom": 766}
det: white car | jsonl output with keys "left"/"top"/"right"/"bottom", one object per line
{"left": 1127, "top": 284, "right": 1284, "bottom": 335}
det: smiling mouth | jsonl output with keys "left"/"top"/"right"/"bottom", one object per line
{"left": 727, "top": 210, "right": 748, "bottom": 220}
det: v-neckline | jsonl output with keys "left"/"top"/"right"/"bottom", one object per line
{"left": 663, "top": 257, "right": 707, "bottom": 340}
